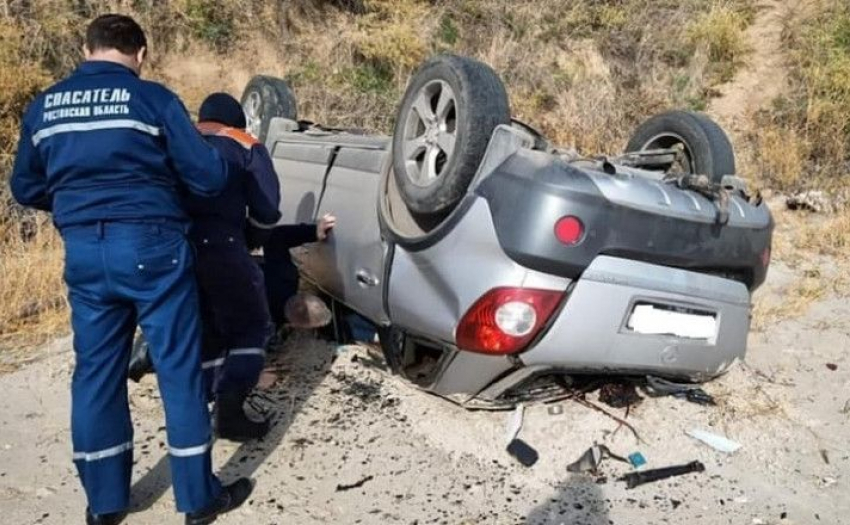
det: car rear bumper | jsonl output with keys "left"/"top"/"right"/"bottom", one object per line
{"left": 520, "top": 255, "right": 751, "bottom": 381}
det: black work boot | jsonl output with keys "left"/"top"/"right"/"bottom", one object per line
{"left": 185, "top": 478, "right": 254, "bottom": 525}
{"left": 214, "top": 392, "right": 270, "bottom": 442}
{"left": 85, "top": 508, "right": 127, "bottom": 525}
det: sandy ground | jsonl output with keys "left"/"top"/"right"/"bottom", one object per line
{"left": 0, "top": 253, "right": 848, "bottom": 525}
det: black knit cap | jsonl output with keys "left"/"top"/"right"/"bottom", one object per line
{"left": 198, "top": 92, "right": 246, "bottom": 129}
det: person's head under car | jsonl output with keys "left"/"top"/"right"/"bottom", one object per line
{"left": 84, "top": 14, "right": 148, "bottom": 74}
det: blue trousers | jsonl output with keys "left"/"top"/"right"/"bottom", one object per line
{"left": 194, "top": 241, "right": 271, "bottom": 399}
{"left": 62, "top": 222, "right": 221, "bottom": 514}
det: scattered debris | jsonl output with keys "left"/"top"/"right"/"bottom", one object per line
{"left": 686, "top": 429, "right": 742, "bottom": 453}
{"left": 820, "top": 449, "right": 830, "bottom": 465}
{"left": 335, "top": 475, "right": 374, "bottom": 492}
{"left": 599, "top": 382, "right": 643, "bottom": 409}
{"left": 547, "top": 404, "right": 564, "bottom": 416}
{"left": 573, "top": 396, "right": 643, "bottom": 442}
{"left": 826, "top": 363, "right": 838, "bottom": 371}
{"left": 628, "top": 452, "right": 647, "bottom": 468}
{"left": 671, "top": 499, "right": 682, "bottom": 509}
{"left": 506, "top": 438, "right": 539, "bottom": 467}
{"left": 335, "top": 345, "right": 358, "bottom": 356}
{"left": 618, "top": 460, "right": 705, "bottom": 489}
{"left": 843, "top": 399, "right": 850, "bottom": 415}
{"left": 567, "top": 444, "right": 630, "bottom": 474}
{"left": 644, "top": 376, "right": 716, "bottom": 406}
{"left": 342, "top": 378, "right": 382, "bottom": 404}
{"left": 504, "top": 404, "right": 524, "bottom": 445}
{"left": 819, "top": 477, "right": 838, "bottom": 488}
{"left": 786, "top": 190, "right": 845, "bottom": 213}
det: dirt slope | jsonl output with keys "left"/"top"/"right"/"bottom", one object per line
{"left": 708, "top": 0, "right": 792, "bottom": 139}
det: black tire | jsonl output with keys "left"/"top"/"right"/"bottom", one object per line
{"left": 240, "top": 75, "right": 298, "bottom": 144}
{"left": 625, "top": 110, "right": 736, "bottom": 183}
{"left": 392, "top": 55, "right": 511, "bottom": 216}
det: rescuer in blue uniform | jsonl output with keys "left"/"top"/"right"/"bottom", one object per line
{"left": 187, "top": 93, "right": 281, "bottom": 442}
{"left": 10, "top": 15, "right": 251, "bottom": 525}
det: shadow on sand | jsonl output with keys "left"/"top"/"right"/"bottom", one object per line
{"left": 524, "top": 475, "right": 612, "bottom": 525}
{"left": 129, "top": 330, "right": 337, "bottom": 512}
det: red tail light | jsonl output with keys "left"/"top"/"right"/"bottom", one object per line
{"left": 554, "top": 216, "right": 584, "bottom": 245}
{"left": 456, "top": 287, "right": 565, "bottom": 355}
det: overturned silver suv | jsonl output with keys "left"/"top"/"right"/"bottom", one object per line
{"left": 243, "top": 54, "right": 773, "bottom": 408}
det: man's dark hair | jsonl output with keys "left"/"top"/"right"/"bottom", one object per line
{"left": 85, "top": 14, "right": 147, "bottom": 55}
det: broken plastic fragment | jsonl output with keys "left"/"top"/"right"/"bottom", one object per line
{"left": 645, "top": 376, "right": 716, "bottom": 406}
{"left": 504, "top": 403, "right": 524, "bottom": 445}
{"left": 618, "top": 460, "right": 705, "bottom": 489}
{"left": 507, "top": 438, "right": 538, "bottom": 467}
{"left": 628, "top": 452, "right": 647, "bottom": 468}
{"left": 686, "top": 429, "right": 742, "bottom": 453}
{"left": 567, "top": 445, "right": 629, "bottom": 474}
{"left": 547, "top": 404, "right": 564, "bottom": 416}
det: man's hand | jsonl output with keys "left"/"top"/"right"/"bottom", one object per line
{"left": 317, "top": 213, "right": 337, "bottom": 241}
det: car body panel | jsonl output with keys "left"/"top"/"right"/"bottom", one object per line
{"left": 520, "top": 255, "right": 751, "bottom": 380}
{"left": 313, "top": 147, "right": 390, "bottom": 323}
{"left": 387, "top": 198, "right": 571, "bottom": 344}
{"left": 475, "top": 147, "right": 772, "bottom": 289}
{"left": 270, "top": 141, "right": 332, "bottom": 223}
{"left": 263, "top": 118, "right": 771, "bottom": 406}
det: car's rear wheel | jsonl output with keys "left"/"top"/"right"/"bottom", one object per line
{"left": 392, "top": 54, "right": 511, "bottom": 217}
{"left": 625, "top": 110, "right": 735, "bottom": 182}
{"left": 241, "top": 75, "right": 298, "bottom": 143}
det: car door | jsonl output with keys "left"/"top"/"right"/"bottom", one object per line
{"left": 269, "top": 137, "right": 334, "bottom": 223}
{"left": 312, "top": 140, "right": 391, "bottom": 324}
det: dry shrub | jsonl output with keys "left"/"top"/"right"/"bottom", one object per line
{"left": 685, "top": 2, "right": 752, "bottom": 82}
{"left": 0, "top": 204, "right": 67, "bottom": 353}
{"left": 0, "top": 20, "right": 52, "bottom": 168}
{"left": 352, "top": 0, "right": 432, "bottom": 71}
{"left": 751, "top": 120, "right": 808, "bottom": 190}
{"left": 750, "top": 0, "right": 850, "bottom": 193}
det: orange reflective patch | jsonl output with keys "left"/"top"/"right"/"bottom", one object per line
{"left": 196, "top": 121, "right": 258, "bottom": 150}
{"left": 219, "top": 128, "right": 258, "bottom": 149}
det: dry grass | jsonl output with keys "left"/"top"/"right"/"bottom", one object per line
{"left": 0, "top": 209, "right": 67, "bottom": 352}
{"left": 686, "top": 2, "right": 753, "bottom": 83}
{"left": 749, "top": 0, "right": 850, "bottom": 194}
{"left": 750, "top": 204, "right": 850, "bottom": 331}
